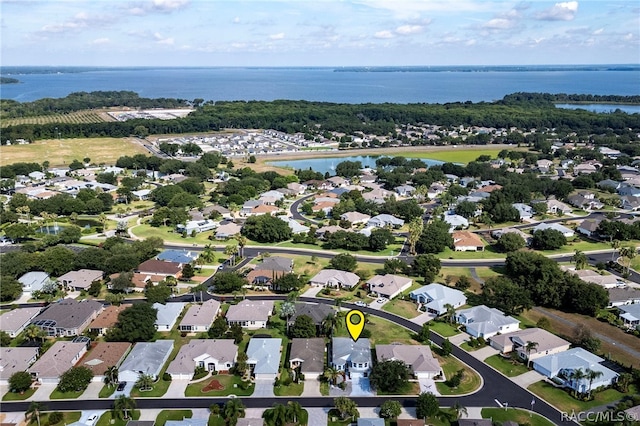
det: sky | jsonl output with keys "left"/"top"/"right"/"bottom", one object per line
{"left": 1, "top": 0, "right": 639, "bottom": 67}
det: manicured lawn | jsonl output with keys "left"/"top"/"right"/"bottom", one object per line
{"left": 528, "top": 381, "right": 637, "bottom": 413}
{"left": 155, "top": 410, "right": 192, "bottom": 426}
{"left": 382, "top": 299, "right": 421, "bottom": 319}
{"left": 0, "top": 137, "right": 147, "bottom": 167}
{"left": 184, "top": 374, "right": 254, "bottom": 397}
{"left": 274, "top": 368, "right": 304, "bottom": 396}
{"left": 429, "top": 321, "right": 461, "bottom": 337}
{"left": 459, "top": 341, "right": 483, "bottom": 352}
{"left": 208, "top": 414, "right": 226, "bottom": 426}
{"left": 32, "top": 412, "right": 81, "bottom": 426}
{"left": 99, "top": 384, "right": 116, "bottom": 398}
{"left": 334, "top": 315, "right": 419, "bottom": 345}
{"left": 49, "top": 388, "right": 84, "bottom": 399}
{"left": 436, "top": 246, "right": 505, "bottom": 260}
{"left": 377, "top": 380, "right": 420, "bottom": 395}
{"left": 481, "top": 408, "right": 555, "bottom": 426}
{"left": 2, "top": 387, "right": 36, "bottom": 401}
{"left": 96, "top": 410, "right": 140, "bottom": 426}
{"left": 129, "top": 377, "right": 172, "bottom": 398}
{"left": 435, "top": 354, "right": 482, "bottom": 395}
{"left": 484, "top": 354, "right": 530, "bottom": 377}
{"left": 327, "top": 409, "right": 357, "bottom": 426}
{"left": 320, "top": 381, "right": 329, "bottom": 396}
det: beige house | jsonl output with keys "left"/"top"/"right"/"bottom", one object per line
{"left": 376, "top": 344, "right": 441, "bottom": 379}
{"left": 0, "top": 307, "right": 42, "bottom": 337}
{"left": 178, "top": 300, "right": 221, "bottom": 333}
{"left": 57, "top": 269, "right": 104, "bottom": 291}
{"left": 0, "top": 347, "right": 39, "bottom": 385}
{"left": 366, "top": 274, "right": 412, "bottom": 299}
{"left": 167, "top": 339, "right": 238, "bottom": 379}
{"left": 489, "top": 328, "right": 571, "bottom": 362}
{"left": 226, "top": 300, "right": 274, "bottom": 329}
{"left": 29, "top": 341, "right": 88, "bottom": 384}
{"left": 89, "top": 304, "right": 132, "bottom": 336}
{"left": 81, "top": 342, "right": 132, "bottom": 382}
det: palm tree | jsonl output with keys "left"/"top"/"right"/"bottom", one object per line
{"left": 323, "top": 367, "right": 341, "bottom": 386}
{"left": 224, "top": 244, "right": 238, "bottom": 267}
{"left": 26, "top": 401, "right": 44, "bottom": 426}
{"left": 286, "top": 401, "right": 303, "bottom": 424}
{"left": 407, "top": 217, "right": 424, "bottom": 255}
{"left": 451, "top": 402, "right": 468, "bottom": 420}
{"left": 104, "top": 366, "right": 119, "bottom": 388}
{"left": 262, "top": 403, "right": 288, "bottom": 426}
{"left": 113, "top": 395, "right": 136, "bottom": 420}
{"left": 610, "top": 239, "right": 621, "bottom": 262}
{"left": 620, "top": 246, "right": 637, "bottom": 276}
{"left": 98, "top": 213, "right": 108, "bottom": 231}
{"left": 223, "top": 398, "right": 245, "bottom": 425}
{"left": 321, "top": 313, "right": 338, "bottom": 337}
{"left": 569, "top": 368, "right": 586, "bottom": 398}
{"left": 135, "top": 373, "right": 154, "bottom": 391}
{"left": 235, "top": 235, "right": 247, "bottom": 259}
{"left": 443, "top": 303, "right": 456, "bottom": 324}
{"left": 524, "top": 341, "right": 539, "bottom": 368}
{"left": 280, "top": 301, "right": 296, "bottom": 333}
{"left": 573, "top": 250, "right": 587, "bottom": 270}
{"left": 585, "top": 368, "right": 604, "bottom": 399}
{"left": 24, "top": 325, "right": 46, "bottom": 344}
{"left": 201, "top": 244, "right": 216, "bottom": 263}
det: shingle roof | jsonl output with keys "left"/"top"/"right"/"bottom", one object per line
{"left": 81, "top": 342, "right": 131, "bottom": 376}
{"left": 0, "top": 307, "right": 42, "bottom": 334}
{"left": 89, "top": 304, "right": 132, "bottom": 331}
{"left": 154, "top": 302, "right": 186, "bottom": 328}
{"left": 456, "top": 305, "right": 519, "bottom": 336}
{"left": 137, "top": 259, "right": 182, "bottom": 275}
{"left": 490, "top": 328, "right": 570, "bottom": 354}
{"left": 246, "top": 338, "right": 282, "bottom": 374}
{"left": 366, "top": 274, "right": 412, "bottom": 298}
{"left": 376, "top": 344, "right": 440, "bottom": 375}
{"left": 0, "top": 347, "right": 39, "bottom": 381}
{"left": 179, "top": 300, "right": 220, "bottom": 328}
{"left": 332, "top": 337, "right": 371, "bottom": 365}
{"left": 29, "top": 341, "right": 86, "bottom": 379}
{"left": 167, "top": 339, "right": 237, "bottom": 375}
{"left": 31, "top": 299, "right": 103, "bottom": 330}
{"left": 226, "top": 300, "right": 274, "bottom": 323}
{"left": 119, "top": 340, "right": 174, "bottom": 378}
{"left": 290, "top": 303, "right": 334, "bottom": 325}
{"left": 289, "top": 338, "right": 325, "bottom": 374}
{"left": 309, "top": 269, "right": 360, "bottom": 288}
{"left": 255, "top": 257, "right": 293, "bottom": 272}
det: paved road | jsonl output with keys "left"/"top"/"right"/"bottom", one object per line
{"left": 289, "top": 193, "right": 320, "bottom": 225}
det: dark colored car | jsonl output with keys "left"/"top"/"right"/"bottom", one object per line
{"left": 117, "top": 382, "right": 127, "bottom": 391}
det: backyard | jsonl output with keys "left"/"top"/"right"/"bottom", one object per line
{"left": 333, "top": 315, "right": 419, "bottom": 345}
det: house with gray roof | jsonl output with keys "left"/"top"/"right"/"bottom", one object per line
{"left": 29, "top": 341, "right": 87, "bottom": 384}
{"left": 246, "top": 338, "right": 282, "bottom": 381}
{"left": 215, "top": 222, "right": 242, "bottom": 240}
{"left": 157, "top": 249, "right": 199, "bottom": 264}
{"left": 455, "top": 305, "right": 520, "bottom": 339}
{"left": 607, "top": 287, "right": 640, "bottom": 307}
{"left": 618, "top": 304, "right": 640, "bottom": 329}
{"left": 0, "top": 307, "right": 42, "bottom": 337}
{"left": 532, "top": 348, "right": 618, "bottom": 393}
{"left": 331, "top": 337, "right": 372, "bottom": 376}
{"left": 409, "top": 283, "right": 466, "bottom": 316}
{"left": 279, "top": 217, "right": 310, "bottom": 234}
{"left": 226, "top": 300, "right": 274, "bottom": 329}
{"left": 288, "top": 303, "right": 334, "bottom": 329}
{"left": 576, "top": 219, "right": 601, "bottom": 237}
{"left": 512, "top": 203, "right": 533, "bottom": 220}
{"left": 118, "top": 340, "right": 174, "bottom": 382}
{"left": 178, "top": 300, "right": 220, "bottom": 333}
{"left": 31, "top": 299, "right": 103, "bottom": 337}
{"left": 340, "top": 211, "right": 371, "bottom": 226}
{"left": 289, "top": 338, "right": 326, "bottom": 379}
{"left": 167, "top": 339, "right": 237, "bottom": 379}
{"left": 376, "top": 344, "right": 441, "bottom": 379}
{"left": 18, "top": 271, "right": 52, "bottom": 295}
{"left": 442, "top": 214, "right": 469, "bottom": 232}
{"left": 542, "top": 199, "right": 572, "bottom": 215}
{"left": 532, "top": 222, "right": 575, "bottom": 238}
{"left": 366, "top": 274, "right": 413, "bottom": 300}
{"left": 395, "top": 185, "right": 416, "bottom": 197}
{"left": 490, "top": 328, "right": 571, "bottom": 362}
{"left": 154, "top": 302, "right": 186, "bottom": 331}
{"left": 57, "top": 269, "right": 104, "bottom": 291}
{"left": 309, "top": 269, "right": 360, "bottom": 289}
{"left": 0, "top": 347, "right": 39, "bottom": 385}
{"left": 367, "top": 214, "right": 405, "bottom": 228}
{"left": 357, "top": 419, "right": 385, "bottom": 426}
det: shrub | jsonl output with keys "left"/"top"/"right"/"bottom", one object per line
{"left": 477, "top": 336, "right": 486, "bottom": 346}
{"left": 48, "top": 412, "right": 63, "bottom": 425}
{"left": 163, "top": 372, "right": 172, "bottom": 382}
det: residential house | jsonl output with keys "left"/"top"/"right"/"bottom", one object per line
{"left": 563, "top": 268, "right": 621, "bottom": 289}
{"left": 226, "top": 300, "right": 274, "bottom": 329}
{"left": 246, "top": 257, "right": 294, "bottom": 287}
{"left": 288, "top": 302, "right": 334, "bottom": 330}
{"left": 376, "top": 344, "right": 441, "bottom": 379}
{"left": 18, "top": 271, "right": 52, "bottom": 296}
{"left": 331, "top": 337, "right": 372, "bottom": 377}
{"left": 476, "top": 184, "right": 502, "bottom": 193}
{"left": 31, "top": 299, "right": 104, "bottom": 337}
{"left": 157, "top": 250, "right": 199, "bottom": 264}
{"left": 512, "top": 203, "right": 534, "bottom": 220}
{"left": 89, "top": 304, "right": 132, "bottom": 335}
{"left": 532, "top": 348, "right": 618, "bottom": 393}
{"left": 567, "top": 192, "right": 604, "bottom": 211}
{"left": 118, "top": 340, "right": 174, "bottom": 382}
{"left": 452, "top": 231, "right": 485, "bottom": 252}
{"left": 0, "top": 347, "right": 39, "bottom": 385}
{"left": 176, "top": 220, "right": 218, "bottom": 235}
{"left": 259, "top": 190, "right": 285, "bottom": 202}
{"left": 287, "top": 182, "right": 307, "bottom": 195}
{"left": 309, "top": 269, "right": 360, "bottom": 289}
{"left": 543, "top": 199, "right": 573, "bottom": 215}
{"left": 246, "top": 338, "right": 282, "bottom": 381}
{"left": 279, "top": 216, "right": 310, "bottom": 235}
{"left": 215, "top": 222, "right": 242, "bottom": 240}
{"left": 340, "top": 211, "right": 371, "bottom": 226}
{"left": 607, "top": 287, "right": 640, "bottom": 307}
{"left": 443, "top": 214, "right": 469, "bottom": 232}
{"left": 241, "top": 200, "right": 263, "bottom": 216}
{"left": 620, "top": 196, "right": 640, "bottom": 211}
{"left": 490, "top": 227, "right": 531, "bottom": 245}
{"left": 0, "top": 307, "right": 42, "bottom": 337}
{"left": 315, "top": 225, "right": 352, "bottom": 239}
{"left": 154, "top": 302, "right": 186, "bottom": 331}
{"left": 29, "top": 341, "right": 87, "bottom": 384}
{"left": 489, "top": 328, "right": 571, "bottom": 362}
{"left": 455, "top": 305, "right": 520, "bottom": 339}
{"left": 618, "top": 304, "right": 640, "bottom": 329}
{"left": 362, "top": 188, "right": 391, "bottom": 204}
{"left": 576, "top": 219, "right": 601, "bottom": 238}
{"left": 57, "top": 269, "right": 104, "bottom": 291}
{"left": 178, "top": 300, "right": 220, "bottom": 333}
{"left": 574, "top": 163, "right": 598, "bottom": 175}
{"left": 366, "top": 274, "right": 412, "bottom": 299}
{"left": 617, "top": 183, "right": 640, "bottom": 197}
{"left": 81, "top": 342, "right": 131, "bottom": 382}
{"left": 137, "top": 259, "right": 182, "bottom": 278}
{"left": 248, "top": 204, "right": 280, "bottom": 216}
{"left": 131, "top": 189, "right": 151, "bottom": 201}
{"left": 289, "top": 338, "right": 326, "bottom": 380}
{"left": 167, "top": 339, "right": 237, "bottom": 379}
{"left": 427, "top": 183, "right": 446, "bottom": 199}
{"left": 409, "top": 283, "right": 467, "bottom": 316}
{"left": 532, "top": 222, "right": 575, "bottom": 238}
{"left": 597, "top": 179, "right": 621, "bottom": 191}
{"left": 127, "top": 273, "right": 166, "bottom": 291}
{"left": 395, "top": 185, "right": 416, "bottom": 197}
{"left": 536, "top": 159, "right": 553, "bottom": 173}
{"left": 367, "top": 214, "right": 405, "bottom": 228}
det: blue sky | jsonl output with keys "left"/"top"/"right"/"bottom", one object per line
{"left": 2, "top": 0, "right": 639, "bottom": 66}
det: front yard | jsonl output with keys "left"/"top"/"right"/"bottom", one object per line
{"left": 333, "top": 315, "right": 419, "bottom": 345}
{"left": 484, "top": 354, "right": 530, "bottom": 377}
{"left": 481, "top": 408, "right": 555, "bottom": 426}
{"left": 382, "top": 298, "right": 421, "bottom": 319}
{"left": 429, "top": 321, "right": 461, "bottom": 337}
{"left": 435, "top": 353, "right": 482, "bottom": 395}
{"left": 528, "top": 381, "right": 637, "bottom": 413}
{"left": 184, "top": 374, "right": 254, "bottom": 397}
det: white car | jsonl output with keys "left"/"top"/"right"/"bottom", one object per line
{"left": 376, "top": 298, "right": 386, "bottom": 304}
{"left": 355, "top": 301, "right": 367, "bottom": 307}
{"left": 86, "top": 414, "right": 98, "bottom": 425}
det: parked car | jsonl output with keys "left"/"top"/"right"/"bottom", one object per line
{"left": 117, "top": 381, "right": 127, "bottom": 391}
{"left": 87, "top": 414, "right": 98, "bottom": 425}
{"left": 355, "top": 301, "right": 367, "bottom": 307}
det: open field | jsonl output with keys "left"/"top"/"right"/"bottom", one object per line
{"left": 1, "top": 110, "right": 107, "bottom": 128}
{"left": 0, "top": 137, "right": 147, "bottom": 166}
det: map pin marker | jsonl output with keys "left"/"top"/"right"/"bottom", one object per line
{"left": 346, "top": 309, "right": 365, "bottom": 341}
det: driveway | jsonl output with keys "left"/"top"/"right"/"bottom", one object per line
{"left": 470, "top": 346, "right": 499, "bottom": 361}
{"left": 418, "top": 378, "right": 441, "bottom": 396}
{"left": 301, "top": 379, "right": 322, "bottom": 396}
{"left": 305, "top": 408, "right": 329, "bottom": 426}
{"left": 79, "top": 382, "right": 104, "bottom": 400}
{"left": 165, "top": 379, "right": 190, "bottom": 398}
{"left": 253, "top": 379, "right": 274, "bottom": 397}
{"left": 411, "top": 311, "right": 435, "bottom": 325}
{"left": 349, "top": 373, "right": 374, "bottom": 396}
{"left": 27, "top": 383, "right": 56, "bottom": 401}
{"left": 78, "top": 410, "right": 106, "bottom": 426}
{"left": 511, "top": 370, "right": 545, "bottom": 388}
{"left": 368, "top": 298, "right": 388, "bottom": 310}
{"left": 301, "top": 286, "right": 324, "bottom": 297}
{"left": 112, "top": 381, "right": 135, "bottom": 398}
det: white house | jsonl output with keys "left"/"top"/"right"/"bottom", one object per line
{"left": 0, "top": 307, "right": 42, "bottom": 337}
{"left": 367, "top": 214, "right": 405, "bottom": 228}
{"left": 309, "top": 269, "right": 360, "bottom": 289}
{"left": 178, "top": 300, "right": 220, "bottom": 333}
{"left": 167, "top": 339, "right": 238, "bottom": 379}
{"left": 29, "top": 341, "right": 87, "bottom": 384}
{"left": 376, "top": 344, "right": 441, "bottom": 379}
{"left": 443, "top": 214, "right": 469, "bottom": 232}
{"left": 532, "top": 222, "right": 575, "bottom": 238}
{"left": 176, "top": 220, "right": 218, "bottom": 234}
{"left": 489, "top": 328, "right": 571, "bottom": 362}
{"left": 331, "top": 337, "right": 372, "bottom": 377}
{"left": 409, "top": 283, "right": 466, "bottom": 316}
{"left": 455, "top": 305, "right": 520, "bottom": 339}
{"left": 18, "top": 271, "right": 52, "bottom": 295}
{"left": 226, "top": 300, "right": 274, "bottom": 329}
{"left": 366, "top": 274, "right": 412, "bottom": 299}
{"left": 512, "top": 203, "right": 534, "bottom": 221}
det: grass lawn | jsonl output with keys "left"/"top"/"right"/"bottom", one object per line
{"left": 459, "top": 341, "right": 483, "bottom": 352}
{"left": 481, "top": 408, "right": 555, "bottom": 426}
{"left": 528, "top": 381, "right": 637, "bottom": 413}
{"left": 129, "top": 377, "right": 172, "bottom": 398}
{"left": 377, "top": 380, "right": 420, "bottom": 395}
{"left": 484, "top": 354, "right": 530, "bottom": 377}
{"left": 184, "top": 374, "right": 254, "bottom": 397}
{"left": 320, "top": 381, "right": 329, "bottom": 396}
{"left": 208, "top": 414, "right": 226, "bottom": 426}
{"left": 436, "top": 246, "right": 506, "bottom": 260}
{"left": 31, "top": 412, "right": 82, "bottom": 426}
{"left": 334, "top": 315, "right": 419, "bottom": 345}
{"left": 429, "top": 321, "right": 461, "bottom": 337}
{"left": 0, "top": 137, "right": 147, "bottom": 167}
{"left": 382, "top": 299, "right": 421, "bottom": 319}
{"left": 49, "top": 388, "right": 84, "bottom": 399}
{"left": 2, "top": 387, "right": 36, "bottom": 401}
{"left": 96, "top": 410, "right": 141, "bottom": 426}
{"left": 155, "top": 410, "right": 192, "bottom": 426}
{"left": 99, "top": 384, "right": 116, "bottom": 398}
{"left": 395, "top": 148, "right": 505, "bottom": 164}
{"left": 435, "top": 353, "right": 482, "bottom": 395}
{"left": 274, "top": 368, "right": 304, "bottom": 396}
{"left": 327, "top": 409, "right": 357, "bottom": 426}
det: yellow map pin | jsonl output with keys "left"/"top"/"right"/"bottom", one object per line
{"left": 346, "top": 309, "right": 365, "bottom": 341}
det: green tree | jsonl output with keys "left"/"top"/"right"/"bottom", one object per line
{"left": 8, "top": 371, "right": 32, "bottom": 393}
{"left": 416, "top": 220, "right": 453, "bottom": 254}
{"left": 407, "top": 217, "right": 424, "bottom": 255}
{"left": 262, "top": 403, "right": 288, "bottom": 426}
{"left": 441, "top": 338, "right": 453, "bottom": 356}
{"left": 532, "top": 229, "right": 566, "bottom": 250}
{"left": 0, "top": 276, "right": 23, "bottom": 302}
{"left": 416, "top": 392, "right": 439, "bottom": 419}
{"left": 26, "top": 401, "right": 45, "bottom": 426}
{"left": 241, "top": 215, "right": 292, "bottom": 243}
{"left": 113, "top": 395, "right": 136, "bottom": 420}
{"left": 272, "top": 274, "right": 305, "bottom": 293}
{"left": 481, "top": 276, "right": 533, "bottom": 315}
{"left": 181, "top": 263, "right": 195, "bottom": 281}
{"left": 369, "top": 359, "right": 411, "bottom": 393}
{"left": 58, "top": 366, "right": 93, "bottom": 393}
{"left": 496, "top": 232, "right": 526, "bottom": 252}
{"left": 455, "top": 275, "right": 471, "bottom": 290}
{"left": 104, "top": 366, "right": 119, "bottom": 388}
{"left": 223, "top": 398, "right": 245, "bottom": 425}
{"left": 88, "top": 280, "right": 102, "bottom": 297}
{"left": 23, "top": 324, "right": 46, "bottom": 344}
{"left": 416, "top": 323, "right": 430, "bottom": 344}
{"left": 4, "top": 222, "right": 34, "bottom": 242}
{"left": 290, "top": 315, "right": 317, "bottom": 338}
{"left": 0, "top": 330, "right": 12, "bottom": 346}
{"left": 144, "top": 283, "right": 172, "bottom": 304}
{"left": 454, "top": 201, "right": 478, "bottom": 219}
{"left": 229, "top": 323, "right": 244, "bottom": 344}
{"left": 208, "top": 316, "right": 229, "bottom": 338}
{"left": 334, "top": 396, "right": 358, "bottom": 420}
{"left": 211, "top": 272, "right": 245, "bottom": 293}
{"left": 286, "top": 401, "right": 303, "bottom": 424}
{"left": 106, "top": 303, "right": 158, "bottom": 342}
{"left": 524, "top": 341, "right": 539, "bottom": 368}
{"left": 368, "top": 228, "right": 395, "bottom": 251}
{"left": 411, "top": 254, "right": 441, "bottom": 282}
{"left": 329, "top": 253, "right": 358, "bottom": 272}
{"left": 135, "top": 373, "right": 154, "bottom": 391}
{"left": 572, "top": 250, "right": 587, "bottom": 270}
{"left": 379, "top": 400, "right": 402, "bottom": 419}
{"left": 110, "top": 272, "right": 134, "bottom": 293}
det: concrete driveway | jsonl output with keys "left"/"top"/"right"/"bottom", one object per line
{"left": 253, "top": 380, "right": 274, "bottom": 397}
{"left": 411, "top": 311, "right": 435, "bottom": 325}
{"left": 349, "top": 374, "right": 374, "bottom": 396}
{"left": 305, "top": 408, "right": 329, "bottom": 426}
{"left": 79, "top": 410, "right": 106, "bottom": 426}
{"left": 511, "top": 370, "right": 545, "bottom": 388}
{"left": 418, "top": 378, "right": 441, "bottom": 396}
{"left": 112, "top": 381, "right": 135, "bottom": 398}
{"left": 368, "top": 298, "right": 388, "bottom": 310}
{"left": 165, "top": 379, "right": 190, "bottom": 398}
{"left": 470, "top": 346, "right": 499, "bottom": 361}
{"left": 301, "top": 379, "right": 322, "bottom": 396}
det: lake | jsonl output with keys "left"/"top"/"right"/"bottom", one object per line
{"left": 268, "top": 155, "right": 445, "bottom": 175}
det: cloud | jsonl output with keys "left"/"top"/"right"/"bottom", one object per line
{"left": 153, "top": 32, "right": 174, "bottom": 45}
{"left": 374, "top": 30, "right": 394, "bottom": 39}
{"left": 536, "top": 1, "right": 578, "bottom": 21}
{"left": 38, "top": 12, "right": 114, "bottom": 34}
{"left": 127, "top": 0, "right": 189, "bottom": 16}
{"left": 593, "top": 28, "right": 604, "bottom": 35}
{"left": 233, "top": 17, "right": 240, "bottom": 24}
{"left": 395, "top": 24, "right": 424, "bottom": 35}
{"left": 89, "top": 37, "right": 110, "bottom": 45}
{"left": 483, "top": 18, "right": 516, "bottom": 30}
{"left": 269, "top": 32, "right": 285, "bottom": 40}
{"left": 481, "top": 5, "right": 523, "bottom": 30}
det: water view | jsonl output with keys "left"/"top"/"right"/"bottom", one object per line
{"left": 555, "top": 103, "right": 640, "bottom": 114}
{"left": 268, "top": 155, "right": 444, "bottom": 175}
